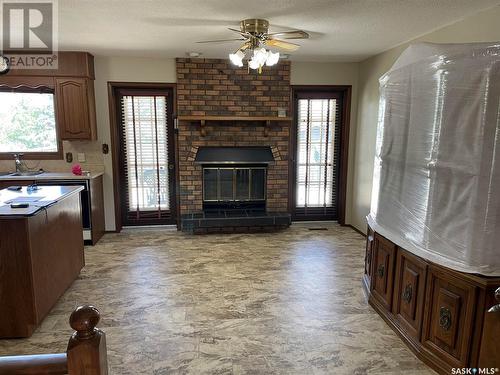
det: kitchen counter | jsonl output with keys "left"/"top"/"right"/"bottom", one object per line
{"left": 0, "top": 184, "right": 85, "bottom": 338}
{"left": 0, "top": 185, "right": 83, "bottom": 216}
{"left": 0, "top": 171, "right": 103, "bottom": 181}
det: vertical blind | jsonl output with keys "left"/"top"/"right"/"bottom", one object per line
{"left": 121, "top": 95, "right": 170, "bottom": 218}
{"left": 296, "top": 98, "right": 339, "bottom": 214}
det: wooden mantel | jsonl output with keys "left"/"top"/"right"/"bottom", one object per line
{"left": 177, "top": 115, "right": 292, "bottom": 137}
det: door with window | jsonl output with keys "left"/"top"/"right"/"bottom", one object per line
{"left": 116, "top": 87, "right": 176, "bottom": 226}
{"left": 292, "top": 89, "right": 347, "bottom": 221}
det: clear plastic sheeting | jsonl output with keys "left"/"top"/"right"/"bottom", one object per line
{"left": 368, "top": 42, "right": 500, "bottom": 276}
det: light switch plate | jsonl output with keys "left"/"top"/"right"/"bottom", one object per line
{"left": 77, "top": 153, "right": 86, "bottom": 162}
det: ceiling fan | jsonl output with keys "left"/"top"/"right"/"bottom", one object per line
{"left": 196, "top": 19, "right": 309, "bottom": 71}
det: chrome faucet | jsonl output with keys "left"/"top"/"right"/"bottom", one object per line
{"left": 13, "top": 153, "right": 27, "bottom": 173}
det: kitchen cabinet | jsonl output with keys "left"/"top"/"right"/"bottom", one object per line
{"left": 0, "top": 186, "right": 84, "bottom": 338}
{"left": 1, "top": 52, "right": 97, "bottom": 141}
{"left": 56, "top": 78, "right": 97, "bottom": 140}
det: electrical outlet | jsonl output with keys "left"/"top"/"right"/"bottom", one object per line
{"left": 77, "top": 153, "right": 86, "bottom": 162}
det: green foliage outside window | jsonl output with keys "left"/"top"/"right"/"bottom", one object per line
{"left": 0, "top": 92, "right": 58, "bottom": 153}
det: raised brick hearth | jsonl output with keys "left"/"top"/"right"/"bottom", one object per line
{"left": 176, "top": 58, "right": 291, "bottom": 218}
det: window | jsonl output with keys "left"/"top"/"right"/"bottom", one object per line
{"left": 0, "top": 90, "right": 59, "bottom": 156}
{"left": 296, "top": 98, "right": 337, "bottom": 208}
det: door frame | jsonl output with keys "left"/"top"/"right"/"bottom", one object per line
{"left": 107, "top": 82, "right": 177, "bottom": 232}
{"left": 289, "top": 85, "right": 351, "bottom": 225}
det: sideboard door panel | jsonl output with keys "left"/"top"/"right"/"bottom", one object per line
{"left": 371, "top": 233, "right": 396, "bottom": 310}
{"left": 422, "top": 267, "right": 476, "bottom": 367}
{"left": 393, "top": 249, "right": 427, "bottom": 341}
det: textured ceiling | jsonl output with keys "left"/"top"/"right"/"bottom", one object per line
{"left": 56, "top": 0, "right": 500, "bottom": 61}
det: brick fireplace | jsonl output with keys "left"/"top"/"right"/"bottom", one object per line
{"left": 176, "top": 58, "right": 292, "bottom": 231}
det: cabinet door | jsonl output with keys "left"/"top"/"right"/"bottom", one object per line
{"left": 393, "top": 249, "right": 427, "bottom": 341}
{"left": 363, "top": 226, "right": 374, "bottom": 291}
{"left": 56, "top": 78, "right": 94, "bottom": 140}
{"left": 371, "top": 233, "right": 396, "bottom": 310}
{"left": 422, "top": 266, "right": 476, "bottom": 367}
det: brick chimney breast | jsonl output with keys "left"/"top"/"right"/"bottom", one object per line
{"left": 176, "top": 58, "right": 291, "bottom": 215}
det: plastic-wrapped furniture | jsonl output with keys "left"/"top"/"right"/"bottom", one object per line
{"left": 363, "top": 43, "right": 500, "bottom": 374}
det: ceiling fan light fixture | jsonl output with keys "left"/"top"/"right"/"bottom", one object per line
{"left": 266, "top": 51, "right": 280, "bottom": 66}
{"left": 229, "top": 50, "right": 244, "bottom": 67}
{"left": 253, "top": 47, "right": 268, "bottom": 66}
{"left": 248, "top": 58, "right": 260, "bottom": 70}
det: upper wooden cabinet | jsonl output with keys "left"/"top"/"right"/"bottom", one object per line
{"left": 1, "top": 52, "right": 97, "bottom": 141}
{"left": 56, "top": 78, "right": 97, "bottom": 140}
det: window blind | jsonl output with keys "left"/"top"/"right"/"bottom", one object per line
{"left": 121, "top": 95, "right": 170, "bottom": 221}
{"left": 295, "top": 98, "right": 340, "bottom": 217}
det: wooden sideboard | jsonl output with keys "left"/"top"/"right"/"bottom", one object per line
{"left": 363, "top": 226, "right": 500, "bottom": 374}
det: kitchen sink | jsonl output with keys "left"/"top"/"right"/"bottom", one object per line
{"left": 9, "top": 171, "right": 45, "bottom": 176}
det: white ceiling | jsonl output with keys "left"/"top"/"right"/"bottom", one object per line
{"left": 57, "top": 0, "right": 500, "bottom": 62}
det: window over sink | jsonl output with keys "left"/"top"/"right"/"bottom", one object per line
{"left": 0, "top": 90, "right": 60, "bottom": 159}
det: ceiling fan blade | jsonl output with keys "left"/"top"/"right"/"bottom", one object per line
{"left": 267, "top": 30, "right": 309, "bottom": 39}
{"left": 265, "top": 39, "right": 300, "bottom": 51}
{"left": 228, "top": 27, "right": 251, "bottom": 37}
{"left": 196, "top": 38, "right": 246, "bottom": 44}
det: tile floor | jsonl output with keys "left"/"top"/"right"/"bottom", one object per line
{"left": 0, "top": 223, "right": 434, "bottom": 374}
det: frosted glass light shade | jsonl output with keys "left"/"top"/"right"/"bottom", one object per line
{"left": 229, "top": 50, "right": 244, "bottom": 67}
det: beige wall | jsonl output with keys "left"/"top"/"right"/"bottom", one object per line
{"left": 291, "top": 62, "right": 359, "bottom": 224}
{"left": 350, "top": 5, "right": 500, "bottom": 231}
{"left": 94, "top": 56, "right": 176, "bottom": 230}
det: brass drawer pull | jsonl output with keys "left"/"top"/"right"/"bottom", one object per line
{"left": 439, "top": 307, "right": 452, "bottom": 331}
{"left": 377, "top": 264, "right": 385, "bottom": 278}
{"left": 402, "top": 284, "right": 413, "bottom": 303}
{"left": 488, "top": 287, "right": 500, "bottom": 313}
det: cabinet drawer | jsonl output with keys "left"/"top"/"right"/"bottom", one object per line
{"left": 422, "top": 266, "right": 476, "bottom": 367}
{"left": 393, "top": 249, "right": 427, "bottom": 341}
{"left": 371, "top": 233, "right": 396, "bottom": 310}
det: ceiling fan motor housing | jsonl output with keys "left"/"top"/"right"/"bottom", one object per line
{"left": 241, "top": 19, "right": 269, "bottom": 35}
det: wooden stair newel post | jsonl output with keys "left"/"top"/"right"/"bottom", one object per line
{"left": 66, "top": 305, "right": 108, "bottom": 375}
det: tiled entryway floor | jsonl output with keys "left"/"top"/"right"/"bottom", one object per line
{"left": 0, "top": 223, "right": 434, "bottom": 374}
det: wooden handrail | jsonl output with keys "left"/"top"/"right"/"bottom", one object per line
{"left": 0, "top": 305, "right": 108, "bottom": 375}
{"left": 0, "top": 354, "right": 67, "bottom": 374}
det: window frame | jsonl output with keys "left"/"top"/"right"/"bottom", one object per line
{"left": 290, "top": 85, "right": 352, "bottom": 225}
{"left": 0, "top": 85, "right": 63, "bottom": 160}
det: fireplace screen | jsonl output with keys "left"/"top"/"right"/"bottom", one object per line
{"left": 203, "top": 167, "right": 266, "bottom": 202}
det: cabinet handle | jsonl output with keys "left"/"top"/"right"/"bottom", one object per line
{"left": 439, "top": 307, "right": 452, "bottom": 331}
{"left": 402, "top": 284, "right": 413, "bottom": 303}
{"left": 488, "top": 287, "right": 500, "bottom": 313}
{"left": 377, "top": 264, "right": 385, "bottom": 278}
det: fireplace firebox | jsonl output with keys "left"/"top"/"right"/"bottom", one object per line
{"left": 203, "top": 166, "right": 266, "bottom": 211}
